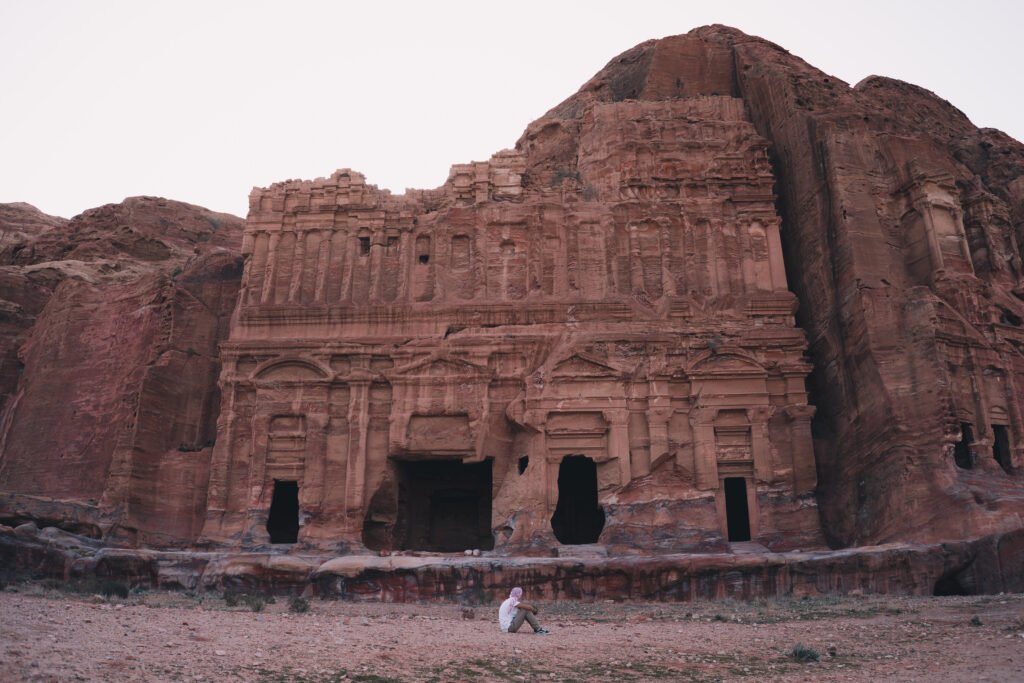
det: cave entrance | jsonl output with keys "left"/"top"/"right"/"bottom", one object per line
{"left": 954, "top": 422, "right": 974, "bottom": 469}
{"left": 395, "top": 459, "right": 493, "bottom": 552}
{"left": 993, "top": 425, "right": 1012, "bottom": 474}
{"left": 551, "top": 455, "right": 605, "bottom": 545}
{"left": 724, "top": 477, "right": 752, "bottom": 542}
{"left": 266, "top": 480, "right": 299, "bottom": 544}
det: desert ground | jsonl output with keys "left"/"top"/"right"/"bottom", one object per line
{"left": 0, "top": 582, "right": 1022, "bottom": 682}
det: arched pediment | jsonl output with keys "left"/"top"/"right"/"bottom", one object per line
{"left": 254, "top": 359, "right": 329, "bottom": 381}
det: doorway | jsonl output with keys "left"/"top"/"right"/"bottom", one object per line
{"left": 993, "top": 425, "right": 1012, "bottom": 474}
{"left": 551, "top": 455, "right": 605, "bottom": 545}
{"left": 953, "top": 422, "right": 974, "bottom": 469}
{"left": 394, "top": 459, "right": 493, "bottom": 552}
{"left": 267, "top": 480, "right": 299, "bottom": 544}
{"left": 723, "top": 477, "right": 751, "bottom": 542}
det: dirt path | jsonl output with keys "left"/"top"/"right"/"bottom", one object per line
{"left": 0, "top": 584, "right": 1022, "bottom": 681}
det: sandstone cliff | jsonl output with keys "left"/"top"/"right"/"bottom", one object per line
{"left": 532, "top": 26, "right": 1024, "bottom": 547}
{"left": 1, "top": 26, "right": 1022, "bottom": 560}
{"left": 0, "top": 198, "right": 244, "bottom": 546}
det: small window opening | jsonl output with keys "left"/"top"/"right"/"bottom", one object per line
{"left": 267, "top": 480, "right": 299, "bottom": 544}
{"left": 993, "top": 425, "right": 1013, "bottom": 474}
{"left": 723, "top": 477, "right": 751, "bottom": 542}
{"left": 386, "top": 236, "right": 399, "bottom": 253}
{"left": 551, "top": 455, "right": 605, "bottom": 544}
{"left": 954, "top": 422, "right": 974, "bottom": 469}
{"left": 999, "top": 308, "right": 1022, "bottom": 327}
{"left": 358, "top": 236, "right": 370, "bottom": 256}
{"left": 517, "top": 456, "right": 529, "bottom": 475}
{"left": 415, "top": 234, "right": 431, "bottom": 265}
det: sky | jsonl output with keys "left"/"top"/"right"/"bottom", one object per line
{"left": 1, "top": 0, "right": 1022, "bottom": 219}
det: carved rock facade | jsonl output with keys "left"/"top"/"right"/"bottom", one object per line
{"left": 1, "top": 26, "right": 1022, "bottom": 568}
{"left": 200, "top": 94, "right": 822, "bottom": 554}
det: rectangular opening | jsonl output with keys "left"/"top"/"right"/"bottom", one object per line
{"left": 993, "top": 425, "right": 1013, "bottom": 474}
{"left": 954, "top": 422, "right": 974, "bottom": 469}
{"left": 394, "top": 459, "right": 493, "bottom": 552}
{"left": 358, "top": 236, "right": 370, "bottom": 256}
{"left": 266, "top": 480, "right": 299, "bottom": 544}
{"left": 723, "top": 477, "right": 751, "bottom": 542}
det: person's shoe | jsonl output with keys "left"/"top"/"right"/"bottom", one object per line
{"left": 534, "top": 628, "right": 550, "bottom": 635}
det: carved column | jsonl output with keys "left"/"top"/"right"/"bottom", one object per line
{"left": 288, "top": 230, "right": 307, "bottom": 303}
{"left": 260, "top": 232, "right": 281, "bottom": 304}
{"left": 648, "top": 391, "right": 673, "bottom": 469}
{"left": 301, "top": 411, "right": 329, "bottom": 526}
{"left": 750, "top": 405, "right": 775, "bottom": 483}
{"left": 690, "top": 406, "right": 718, "bottom": 490}
{"left": 672, "top": 406, "right": 694, "bottom": 475}
{"left": 344, "top": 380, "right": 371, "bottom": 533}
{"left": 339, "top": 234, "right": 356, "bottom": 303}
{"left": 369, "top": 232, "right": 384, "bottom": 302}
{"left": 245, "top": 411, "right": 272, "bottom": 509}
{"left": 784, "top": 404, "right": 817, "bottom": 494}
{"left": 765, "top": 220, "right": 788, "bottom": 291}
{"left": 604, "top": 410, "right": 632, "bottom": 487}
{"left": 313, "top": 229, "right": 332, "bottom": 303}
{"left": 245, "top": 232, "right": 268, "bottom": 304}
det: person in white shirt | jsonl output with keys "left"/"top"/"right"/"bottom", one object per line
{"left": 497, "top": 586, "right": 549, "bottom": 634}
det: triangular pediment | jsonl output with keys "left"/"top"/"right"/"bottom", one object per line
{"left": 552, "top": 353, "right": 619, "bottom": 378}
{"left": 393, "top": 356, "right": 488, "bottom": 377}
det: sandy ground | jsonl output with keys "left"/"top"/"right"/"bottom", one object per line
{"left": 0, "top": 584, "right": 1022, "bottom": 682}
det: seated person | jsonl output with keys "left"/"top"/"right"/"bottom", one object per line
{"left": 498, "top": 586, "right": 549, "bottom": 635}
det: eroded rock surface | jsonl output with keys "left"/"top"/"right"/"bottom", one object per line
{"left": 0, "top": 198, "right": 244, "bottom": 546}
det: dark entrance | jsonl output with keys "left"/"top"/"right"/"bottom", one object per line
{"left": 723, "top": 477, "right": 751, "bottom": 542}
{"left": 266, "top": 480, "right": 299, "bottom": 544}
{"left": 395, "top": 459, "right": 493, "bottom": 552}
{"left": 993, "top": 425, "right": 1012, "bottom": 473}
{"left": 953, "top": 422, "right": 974, "bottom": 469}
{"left": 551, "top": 455, "right": 605, "bottom": 545}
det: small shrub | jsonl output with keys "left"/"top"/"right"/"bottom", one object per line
{"left": 788, "top": 644, "right": 820, "bottom": 663}
{"left": 288, "top": 596, "right": 310, "bottom": 614}
{"left": 244, "top": 594, "right": 266, "bottom": 612}
{"left": 969, "top": 615, "right": 982, "bottom": 626}
{"left": 100, "top": 580, "right": 130, "bottom": 599}
{"left": 712, "top": 613, "right": 727, "bottom": 622}
{"left": 223, "top": 588, "right": 240, "bottom": 607}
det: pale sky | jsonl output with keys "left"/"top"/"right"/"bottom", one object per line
{"left": 2, "top": 0, "right": 1022, "bottom": 219}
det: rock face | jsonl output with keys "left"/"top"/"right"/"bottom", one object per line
{"left": 1, "top": 26, "right": 1023, "bottom": 574}
{"left": 0, "top": 198, "right": 245, "bottom": 546}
